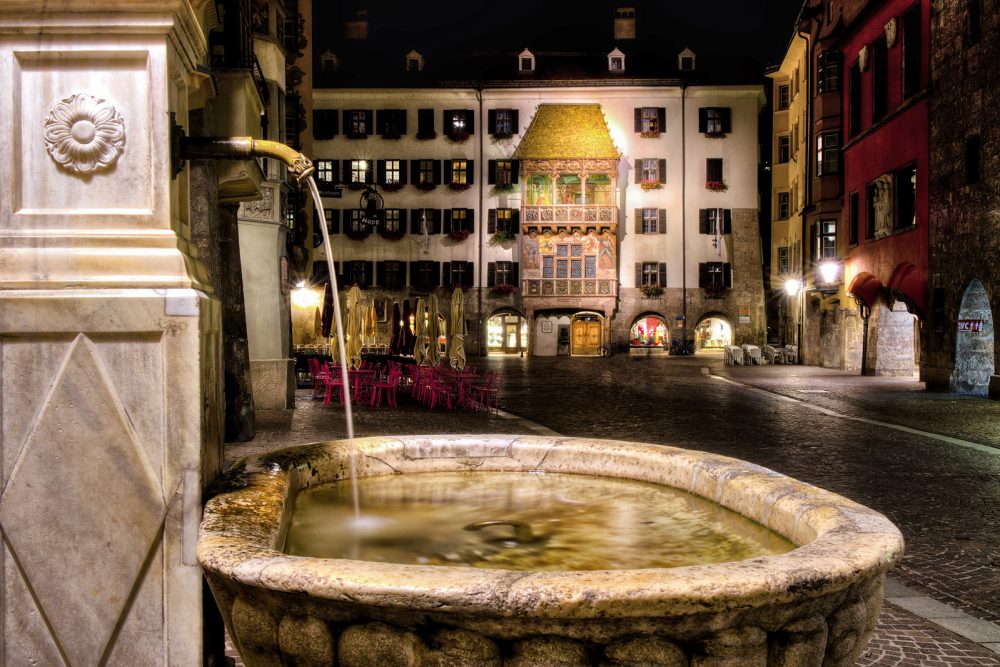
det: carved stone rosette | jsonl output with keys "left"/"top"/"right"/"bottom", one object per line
{"left": 43, "top": 93, "right": 126, "bottom": 174}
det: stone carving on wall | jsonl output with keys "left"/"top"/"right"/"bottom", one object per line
{"left": 884, "top": 18, "right": 897, "bottom": 48}
{"left": 43, "top": 93, "right": 125, "bottom": 174}
{"left": 873, "top": 174, "right": 894, "bottom": 239}
{"left": 242, "top": 186, "right": 274, "bottom": 221}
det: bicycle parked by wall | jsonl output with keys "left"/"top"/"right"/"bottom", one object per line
{"left": 598, "top": 341, "right": 619, "bottom": 357}
{"left": 670, "top": 338, "right": 695, "bottom": 355}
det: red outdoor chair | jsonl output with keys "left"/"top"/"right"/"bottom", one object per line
{"left": 369, "top": 363, "right": 403, "bottom": 408}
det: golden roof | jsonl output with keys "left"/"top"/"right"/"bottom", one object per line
{"left": 514, "top": 104, "right": 620, "bottom": 159}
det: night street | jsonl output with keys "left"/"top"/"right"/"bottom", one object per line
{"left": 229, "top": 356, "right": 1000, "bottom": 664}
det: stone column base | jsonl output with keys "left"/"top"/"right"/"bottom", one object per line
{"left": 990, "top": 375, "right": 1000, "bottom": 400}
{"left": 251, "top": 359, "right": 295, "bottom": 409}
{"left": 921, "top": 366, "right": 953, "bottom": 391}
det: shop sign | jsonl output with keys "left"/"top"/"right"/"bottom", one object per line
{"left": 738, "top": 306, "right": 750, "bottom": 324}
{"left": 957, "top": 319, "right": 985, "bottom": 332}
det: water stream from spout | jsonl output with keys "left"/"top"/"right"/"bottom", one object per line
{"left": 305, "top": 176, "right": 361, "bottom": 520}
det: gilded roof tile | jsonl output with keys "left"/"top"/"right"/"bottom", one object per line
{"left": 514, "top": 104, "right": 619, "bottom": 159}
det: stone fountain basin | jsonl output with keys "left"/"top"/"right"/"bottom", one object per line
{"left": 198, "top": 435, "right": 904, "bottom": 666}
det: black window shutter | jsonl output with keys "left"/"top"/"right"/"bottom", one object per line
{"left": 442, "top": 110, "right": 452, "bottom": 132}
{"left": 724, "top": 263, "right": 733, "bottom": 288}
{"left": 658, "top": 263, "right": 667, "bottom": 287}
{"left": 443, "top": 209, "right": 453, "bottom": 233}
{"left": 364, "top": 261, "right": 374, "bottom": 288}
{"left": 722, "top": 108, "right": 732, "bottom": 133}
{"left": 658, "top": 159, "right": 667, "bottom": 183}
{"left": 410, "top": 161, "right": 420, "bottom": 184}
{"left": 488, "top": 209, "right": 497, "bottom": 234}
{"left": 488, "top": 160, "right": 497, "bottom": 185}
{"left": 342, "top": 159, "right": 351, "bottom": 184}
{"left": 658, "top": 209, "right": 667, "bottom": 234}
{"left": 465, "top": 110, "right": 475, "bottom": 134}
{"left": 328, "top": 209, "right": 340, "bottom": 234}
{"left": 723, "top": 209, "right": 732, "bottom": 234}
{"left": 487, "top": 109, "right": 497, "bottom": 134}
{"left": 511, "top": 210, "right": 519, "bottom": 232}
{"left": 364, "top": 160, "right": 373, "bottom": 183}
{"left": 398, "top": 159, "right": 408, "bottom": 185}
{"left": 512, "top": 109, "right": 520, "bottom": 130}
{"left": 656, "top": 107, "right": 666, "bottom": 131}
{"left": 409, "top": 261, "right": 418, "bottom": 288}
{"left": 432, "top": 160, "right": 442, "bottom": 184}
{"left": 466, "top": 209, "right": 474, "bottom": 233}
{"left": 431, "top": 209, "right": 441, "bottom": 234}
{"left": 487, "top": 262, "right": 496, "bottom": 287}
{"left": 699, "top": 209, "right": 709, "bottom": 234}
{"left": 376, "top": 109, "right": 385, "bottom": 134}
{"left": 342, "top": 110, "right": 350, "bottom": 134}
{"left": 376, "top": 159, "right": 386, "bottom": 184}
{"left": 432, "top": 261, "right": 441, "bottom": 287}
{"left": 466, "top": 160, "right": 474, "bottom": 184}
{"left": 465, "top": 261, "right": 475, "bottom": 287}
{"left": 398, "top": 209, "right": 407, "bottom": 232}
{"left": 397, "top": 262, "right": 408, "bottom": 290}
{"left": 634, "top": 108, "right": 642, "bottom": 132}
{"left": 363, "top": 110, "right": 373, "bottom": 135}
{"left": 634, "top": 159, "right": 641, "bottom": 184}
{"left": 376, "top": 261, "right": 386, "bottom": 287}
{"left": 397, "top": 109, "right": 408, "bottom": 135}
{"left": 442, "top": 262, "right": 451, "bottom": 286}
{"left": 444, "top": 160, "right": 454, "bottom": 184}
{"left": 634, "top": 209, "right": 642, "bottom": 234}
{"left": 511, "top": 160, "right": 520, "bottom": 183}
{"left": 698, "top": 263, "right": 709, "bottom": 287}
{"left": 698, "top": 108, "right": 708, "bottom": 133}
{"left": 635, "top": 262, "right": 642, "bottom": 287}
{"left": 512, "top": 262, "right": 519, "bottom": 286}
{"left": 410, "top": 209, "right": 421, "bottom": 234}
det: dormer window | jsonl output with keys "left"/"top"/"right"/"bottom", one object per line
{"left": 678, "top": 48, "right": 696, "bottom": 72}
{"left": 320, "top": 50, "right": 339, "bottom": 72}
{"left": 405, "top": 50, "right": 424, "bottom": 72}
{"left": 518, "top": 48, "right": 535, "bottom": 73}
{"left": 608, "top": 48, "right": 625, "bottom": 72}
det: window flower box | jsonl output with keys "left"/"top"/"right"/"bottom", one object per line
{"left": 379, "top": 229, "right": 405, "bottom": 241}
{"left": 345, "top": 132, "right": 368, "bottom": 140}
{"left": 490, "top": 284, "right": 517, "bottom": 298}
{"left": 492, "top": 182, "right": 515, "bottom": 193}
{"left": 492, "top": 131, "right": 514, "bottom": 140}
{"left": 447, "top": 229, "right": 470, "bottom": 242}
{"left": 704, "top": 285, "right": 726, "bottom": 298}
{"left": 640, "top": 130, "right": 661, "bottom": 138}
{"left": 447, "top": 129, "right": 470, "bottom": 143}
{"left": 704, "top": 131, "right": 727, "bottom": 138}
{"left": 491, "top": 230, "right": 516, "bottom": 245}
{"left": 344, "top": 228, "right": 371, "bottom": 241}
{"left": 415, "top": 182, "right": 437, "bottom": 192}
{"left": 381, "top": 182, "right": 404, "bottom": 192}
{"left": 640, "top": 181, "right": 663, "bottom": 191}
{"left": 347, "top": 182, "right": 370, "bottom": 191}
{"left": 416, "top": 130, "right": 437, "bottom": 140}
{"left": 706, "top": 180, "right": 728, "bottom": 192}
{"left": 640, "top": 284, "right": 664, "bottom": 298}
{"left": 380, "top": 131, "right": 402, "bottom": 140}
{"left": 448, "top": 182, "right": 471, "bottom": 191}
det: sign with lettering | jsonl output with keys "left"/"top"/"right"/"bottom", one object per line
{"left": 957, "top": 319, "right": 985, "bottom": 332}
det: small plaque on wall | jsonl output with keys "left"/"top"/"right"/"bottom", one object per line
{"left": 541, "top": 321, "right": 553, "bottom": 333}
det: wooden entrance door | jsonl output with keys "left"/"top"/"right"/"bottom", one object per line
{"left": 571, "top": 321, "right": 602, "bottom": 355}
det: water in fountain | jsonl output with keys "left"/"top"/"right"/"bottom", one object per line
{"left": 305, "top": 176, "right": 361, "bottom": 519}
{"left": 284, "top": 471, "right": 795, "bottom": 570}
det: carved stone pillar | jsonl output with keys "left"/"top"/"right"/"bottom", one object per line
{"left": 0, "top": 1, "right": 221, "bottom": 663}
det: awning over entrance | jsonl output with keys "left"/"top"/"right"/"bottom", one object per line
{"left": 514, "top": 104, "right": 619, "bottom": 160}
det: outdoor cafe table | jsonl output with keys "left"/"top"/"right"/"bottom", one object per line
{"left": 438, "top": 369, "right": 479, "bottom": 407}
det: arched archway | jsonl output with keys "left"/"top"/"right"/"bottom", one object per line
{"left": 571, "top": 311, "right": 605, "bottom": 355}
{"left": 953, "top": 279, "right": 995, "bottom": 395}
{"left": 629, "top": 313, "right": 668, "bottom": 349}
{"left": 694, "top": 313, "right": 733, "bottom": 352}
{"left": 486, "top": 308, "right": 527, "bottom": 355}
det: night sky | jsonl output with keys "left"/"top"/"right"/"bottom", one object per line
{"left": 320, "top": 1, "right": 806, "bottom": 73}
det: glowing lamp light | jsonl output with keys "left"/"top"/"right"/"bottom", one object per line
{"left": 818, "top": 261, "right": 840, "bottom": 285}
{"left": 291, "top": 287, "right": 321, "bottom": 309}
{"left": 784, "top": 279, "right": 802, "bottom": 296}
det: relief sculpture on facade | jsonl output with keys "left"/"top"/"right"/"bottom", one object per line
{"left": 873, "top": 174, "right": 893, "bottom": 239}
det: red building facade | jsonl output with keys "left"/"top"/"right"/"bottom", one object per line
{"left": 840, "top": 0, "right": 929, "bottom": 375}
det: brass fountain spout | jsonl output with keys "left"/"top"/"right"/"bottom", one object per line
{"left": 171, "top": 117, "right": 314, "bottom": 181}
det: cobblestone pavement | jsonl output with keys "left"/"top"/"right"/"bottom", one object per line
{"left": 223, "top": 354, "right": 1000, "bottom": 665}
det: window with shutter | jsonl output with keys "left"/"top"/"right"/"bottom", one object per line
{"left": 700, "top": 107, "right": 731, "bottom": 136}
{"left": 345, "top": 110, "right": 371, "bottom": 138}
{"left": 635, "top": 107, "right": 664, "bottom": 136}
{"left": 417, "top": 108, "right": 436, "bottom": 139}
{"left": 313, "top": 110, "right": 339, "bottom": 140}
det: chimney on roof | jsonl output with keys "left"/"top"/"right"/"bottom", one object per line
{"left": 614, "top": 7, "right": 636, "bottom": 40}
{"left": 345, "top": 8, "right": 368, "bottom": 40}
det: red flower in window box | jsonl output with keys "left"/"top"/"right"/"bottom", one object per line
{"left": 704, "top": 131, "right": 727, "bottom": 138}
{"left": 447, "top": 129, "right": 470, "bottom": 143}
{"left": 415, "top": 182, "right": 437, "bottom": 192}
{"left": 447, "top": 229, "right": 470, "bottom": 242}
{"left": 448, "top": 182, "right": 471, "bottom": 191}
{"left": 640, "top": 180, "right": 663, "bottom": 191}
{"left": 640, "top": 130, "right": 661, "bottom": 138}
{"left": 706, "top": 180, "right": 728, "bottom": 191}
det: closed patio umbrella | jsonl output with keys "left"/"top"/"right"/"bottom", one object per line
{"left": 448, "top": 287, "right": 467, "bottom": 370}
{"left": 364, "top": 300, "right": 378, "bottom": 348}
{"left": 413, "top": 297, "right": 427, "bottom": 366}
{"left": 426, "top": 293, "right": 440, "bottom": 367}
{"left": 345, "top": 285, "right": 364, "bottom": 369}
